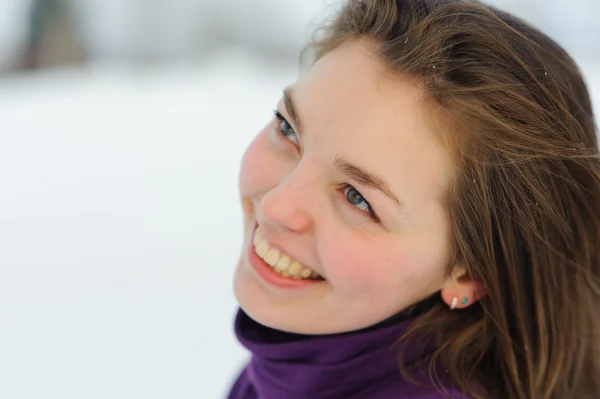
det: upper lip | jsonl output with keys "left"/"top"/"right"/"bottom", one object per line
{"left": 255, "top": 225, "right": 325, "bottom": 277}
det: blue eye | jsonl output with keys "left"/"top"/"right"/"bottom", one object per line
{"left": 274, "top": 111, "right": 299, "bottom": 145}
{"left": 341, "top": 184, "right": 378, "bottom": 221}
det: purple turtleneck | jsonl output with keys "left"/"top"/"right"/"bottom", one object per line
{"left": 227, "top": 309, "right": 471, "bottom": 399}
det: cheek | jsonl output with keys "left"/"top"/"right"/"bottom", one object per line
{"left": 239, "top": 128, "right": 276, "bottom": 198}
{"left": 317, "top": 235, "right": 398, "bottom": 292}
{"left": 320, "top": 234, "right": 447, "bottom": 295}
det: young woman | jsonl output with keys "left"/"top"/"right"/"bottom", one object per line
{"left": 228, "top": 0, "right": 600, "bottom": 398}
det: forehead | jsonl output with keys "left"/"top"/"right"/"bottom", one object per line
{"left": 292, "top": 40, "right": 454, "bottom": 207}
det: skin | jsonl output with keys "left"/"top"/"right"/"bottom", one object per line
{"left": 233, "top": 40, "right": 481, "bottom": 335}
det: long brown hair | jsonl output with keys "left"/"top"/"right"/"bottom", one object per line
{"left": 305, "top": 0, "right": 600, "bottom": 397}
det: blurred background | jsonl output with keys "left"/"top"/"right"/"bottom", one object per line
{"left": 0, "top": 1, "right": 598, "bottom": 398}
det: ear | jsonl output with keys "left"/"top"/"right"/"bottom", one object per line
{"left": 440, "top": 265, "right": 487, "bottom": 310}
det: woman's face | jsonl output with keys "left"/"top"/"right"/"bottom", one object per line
{"left": 234, "top": 40, "right": 457, "bottom": 334}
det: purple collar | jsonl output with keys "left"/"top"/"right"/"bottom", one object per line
{"left": 232, "top": 309, "right": 434, "bottom": 398}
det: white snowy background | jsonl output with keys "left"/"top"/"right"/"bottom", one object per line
{"left": 0, "top": 1, "right": 598, "bottom": 398}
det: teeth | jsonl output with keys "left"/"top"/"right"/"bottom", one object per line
{"left": 288, "top": 261, "right": 302, "bottom": 276}
{"left": 300, "top": 269, "right": 312, "bottom": 279}
{"left": 264, "top": 249, "right": 280, "bottom": 266}
{"left": 253, "top": 229, "right": 323, "bottom": 281}
{"left": 275, "top": 255, "right": 290, "bottom": 271}
{"left": 255, "top": 241, "right": 268, "bottom": 258}
{"left": 253, "top": 231, "right": 260, "bottom": 246}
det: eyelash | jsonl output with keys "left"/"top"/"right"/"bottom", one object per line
{"left": 336, "top": 183, "right": 380, "bottom": 222}
{"left": 272, "top": 110, "right": 380, "bottom": 223}
{"left": 273, "top": 110, "right": 297, "bottom": 143}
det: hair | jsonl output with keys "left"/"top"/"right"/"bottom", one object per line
{"left": 305, "top": 0, "right": 600, "bottom": 398}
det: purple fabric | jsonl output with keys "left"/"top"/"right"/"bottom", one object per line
{"left": 227, "top": 309, "right": 471, "bottom": 399}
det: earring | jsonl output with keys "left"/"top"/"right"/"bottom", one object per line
{"left": 450, "top": 297, "right": 469, "bottom": 310}
{"left": 450, "top": 297, "right": 458, "bottom": 310}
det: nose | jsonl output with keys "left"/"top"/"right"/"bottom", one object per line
{"left": 258, "top": 170, "right": 315, "bottom": 234}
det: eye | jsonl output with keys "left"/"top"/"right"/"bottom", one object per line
{"left": 340, "top": 184, "right": 378, "bottom": 222}
{"left": 274, "top": 110, "right": 299, "bottom": 145}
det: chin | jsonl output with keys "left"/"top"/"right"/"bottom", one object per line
{"left": 234, "top": 270, "right": 378, "bottom": 335}
{"left": 232, "top": 245, "right": 404, "bottom": 335}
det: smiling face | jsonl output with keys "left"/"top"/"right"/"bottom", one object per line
{"left": 233, "top": 40, "right": 459, "bottom": 334}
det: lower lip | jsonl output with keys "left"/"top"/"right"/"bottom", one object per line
{"left": 246, "top": 226, "right": 323, "bottom": 289}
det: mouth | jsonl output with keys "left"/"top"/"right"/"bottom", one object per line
{"left": 247, "top": 224, "right": 325, "bottom": 287}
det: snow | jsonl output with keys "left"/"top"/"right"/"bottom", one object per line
{"left": 0, "top": 53, "right": 295, "bottom": 399}
{"left": 0, "top": 50, "right": 597, "bottom": 398}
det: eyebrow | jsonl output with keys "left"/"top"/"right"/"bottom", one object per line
{"left": 283, "top": 87, "right": 303, "bottom": 132}
{"left": 334, "top": 156, "right": 404, "bottom": 209}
